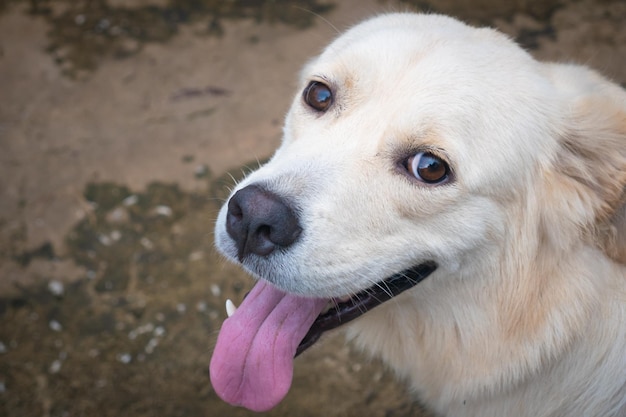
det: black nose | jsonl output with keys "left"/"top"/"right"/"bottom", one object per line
{"left": 226, "top": 185, "right": 302, "bottom": 260}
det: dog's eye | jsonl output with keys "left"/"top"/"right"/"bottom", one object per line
{"left": 303, "top": 81, "right": 333, "bottom": 112}
{"left": 406, "top": 152, "right": 449, "bottom": 184}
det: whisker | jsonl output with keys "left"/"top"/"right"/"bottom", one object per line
{"left": 292, "top": 5, "right": 340, "bottom": 35}
{"left": 374, "top": 279, "right": 394, "bottom": 299}
{"left": 226, "top": 172, "right": 238, "bottom": 186}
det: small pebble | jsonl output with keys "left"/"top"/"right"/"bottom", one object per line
{"left": 49, "top": 360, "right": 62, "bottom": 374}
{"left": 194, "top": 164, "right": 209, "bottom": 178}
{"left": 0, "top": 342, "right": 6, "bottom": 354}
{"left": 176, "top": 303, "right": 186, "bottom": 314}
{"left": 48, "top": 280, "right": 64, "bottom": 297}
{"left": 145, "top": 338, "right": 159, "bottom": 354}
{"left": 98, "top": 234, "right": 112, "bottom": 246}
{"left": 140, "top": 237, "right": 154, "bottom": 249}
{"left": 154, "top": 205, "right": 172, "bottom": 217}
{"left": 106, "top": 207, "right": 129, "bottom": 224}
{"left": 49, "top": 320, "right": 62, "bottom": 332}
{"left": 130, "top": 323, "right": 154, "bottom": 337}
{"left": 123, "top": 195, "right": 138, "bottom": 206}
{"left": 117, "top": 353, "right": 132, "bottom": 364}
{"left": 210, "top": 284, "right": 221, "bottom": 297}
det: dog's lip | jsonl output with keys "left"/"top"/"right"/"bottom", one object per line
{"left": 295, "top": 261, "right": 437, "bottom": 356}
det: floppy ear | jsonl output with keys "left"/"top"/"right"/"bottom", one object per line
{"left": 544, "top": 65, "right": 626, "bottom": 264}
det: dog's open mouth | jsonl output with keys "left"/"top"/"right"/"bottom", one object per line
{"left": 209, "top": 262, "right": 436, "bottom": 412}
{"left": 296, "top": 261, "right": 437, "bottom": 356}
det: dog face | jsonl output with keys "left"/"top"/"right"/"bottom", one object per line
{"left": 215, "top": 14, "right": 566, "bottom": 298}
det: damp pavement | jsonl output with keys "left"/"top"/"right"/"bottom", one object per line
{"left": 0, "top": 0, "right": 624, "bottom": 416}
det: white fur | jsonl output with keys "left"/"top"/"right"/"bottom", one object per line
{"left": 215, "top": 13, "right": 626, "bottom": 417}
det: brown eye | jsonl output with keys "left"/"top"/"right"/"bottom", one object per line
{"left": 303, "top": 81, "right": 333, "bottom": 112}
{"left": 406, "top": 152, "right": 449, "bottom": 184}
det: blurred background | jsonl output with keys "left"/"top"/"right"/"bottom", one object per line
{"left": 0, "top": 0, "right": 624, "bottom": 416}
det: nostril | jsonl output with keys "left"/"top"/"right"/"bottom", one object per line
{"left": 257, "top": 225, "right": 271, "bottom": 240}
{"left": 226, "top": 199, "right": 243, "bottom": 237}
{"left": 227, "top": 196, "right": 243, "bottom": 219}
{"left": 252, "top": 225, "right": 275, "bottom": 257}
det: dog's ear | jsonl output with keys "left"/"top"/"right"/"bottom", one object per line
{"left": 544, "top": 65, "right": 626, "bottom": 264}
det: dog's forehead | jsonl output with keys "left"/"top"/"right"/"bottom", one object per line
{"left": 300, "top": 15, "right": 549, "bottom": 140}
{"left": 305, "top": 14, "right": 515, "bottom": 86}
{"left": 323, "top": 14, "right": 476, "bottom": 55}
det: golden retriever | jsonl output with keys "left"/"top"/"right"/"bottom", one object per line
{"left": 210, "top": 13, "right": 626, "bottom": 417}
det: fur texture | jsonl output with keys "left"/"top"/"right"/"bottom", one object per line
{"left": 214, "top": 13, "right": 626, "bottom": 417}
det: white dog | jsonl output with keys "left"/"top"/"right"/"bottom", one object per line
{"left": 210, "top": 13, "right": 626, "bottom": 417}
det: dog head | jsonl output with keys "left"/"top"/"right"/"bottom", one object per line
{"left": 215, "top": 13, "right": 625, "bottom": 298}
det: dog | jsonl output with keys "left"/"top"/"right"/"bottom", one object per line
{"left": 210, "top": 13, "right": 626, "bottom": 417}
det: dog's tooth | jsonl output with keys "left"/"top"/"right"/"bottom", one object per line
{"left": 338, "top": 295, "right": 352, "bottom": 303}
{"left": 321, "top": 301, "right": 333, "bottom": 315}
{"left": 225, "top": 299, "right": 237, "bottom": 318}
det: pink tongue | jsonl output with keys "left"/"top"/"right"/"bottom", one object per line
{"left": 209, "top": 280, "right": 327, "bottom": 412}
